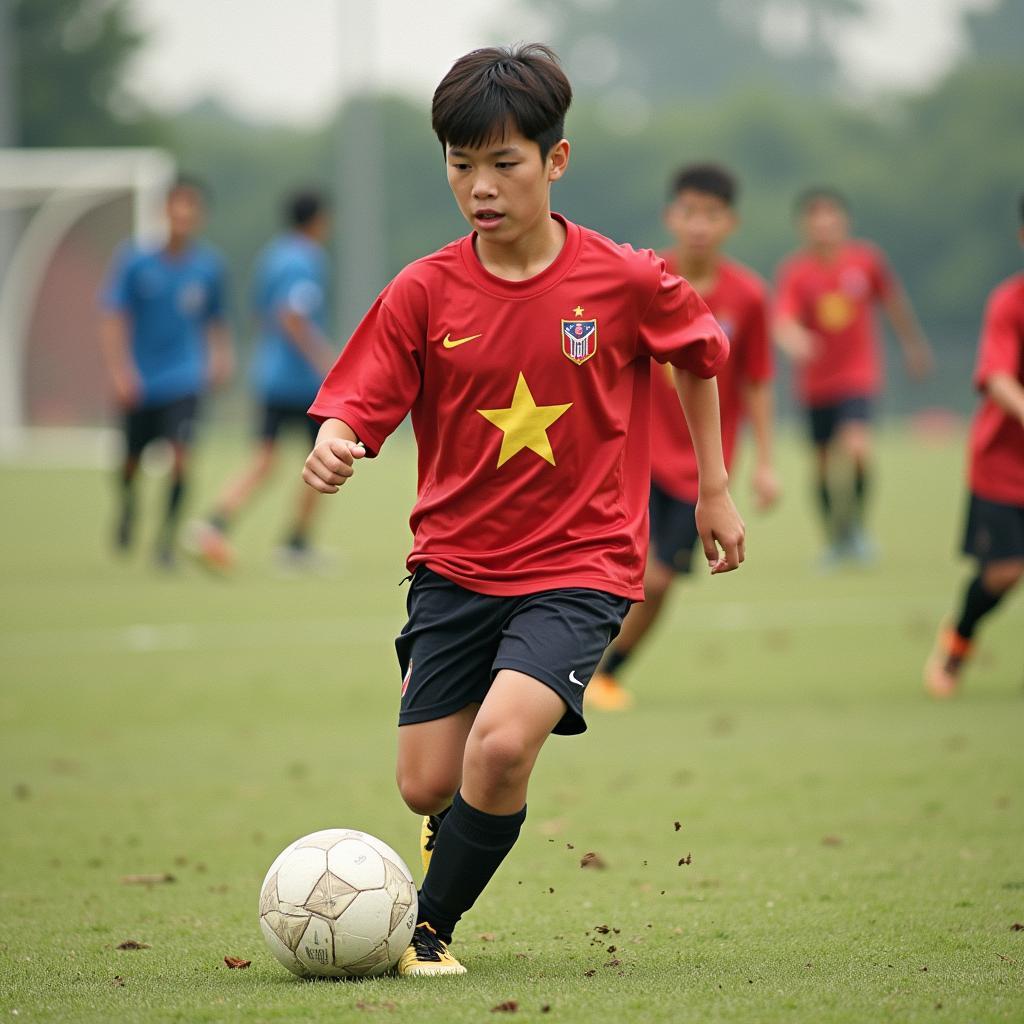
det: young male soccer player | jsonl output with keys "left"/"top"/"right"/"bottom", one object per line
{"left": 100, "top": 175, "right": 232, "bottom": 567}
{"left": 775, "top": 188, "right": 933, "bottom": 565}
{"left": 189, "top": 190, "right": 334, "bottom": 570}
{"left": 925, "top": 198, "right": 1024, "bottom": 697}
{"left": 588, "top": 163, "right": 779, "bottom": 711}
{"left": 301, "top": 45, "right": 745, "bottom": 976}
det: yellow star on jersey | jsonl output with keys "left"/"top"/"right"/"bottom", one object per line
{"left": 573, "top": 305, "right": 585, "bottom": 318}
{"left": 478, "top": 372, "right": 572, "bottom": 468}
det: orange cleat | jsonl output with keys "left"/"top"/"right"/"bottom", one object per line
{"left": 585, "top": 672, "right": 635, "bottom": 712}
{"left": 183, "top": 520, "right": 235, "bottom": 573}
{"left": 924, "top": 624, "right": 971, "bottom": 699}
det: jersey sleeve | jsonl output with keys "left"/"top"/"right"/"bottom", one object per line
{"left": 101, "top": 243, "right": 135, "bottom": 313}
{"left": 637, "top": 261, "right": 729, "bottom": 377}
{"left": 307, "top": 287, "right": 424, "bottom": 457}
{"left": 739, "top": 282, "right": 774, "bottom": 383}
{"left": 973, "top": 284, "right": 1022, "bottom": 392}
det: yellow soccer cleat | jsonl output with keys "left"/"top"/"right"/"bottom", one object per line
{"left": 397, "top": 923, "right": 466, "bottom": 977}
{"left": 585, "top": 672, "right": 635, "bottom": 711}
{"left": 420, "top": 813, "right": 443, "bottom": 875}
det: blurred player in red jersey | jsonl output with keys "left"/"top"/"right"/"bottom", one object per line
{"left": 588, "top": 163, "right": 780, "bottom": 711}
{"left": 775, "top": 188, "right": 933, "bottom": 567}
{"left": 925, "top": 196, "right": 1024, "bottom": 697}
{"left": 301, "top": 45, "right": 743, "bottom": 976}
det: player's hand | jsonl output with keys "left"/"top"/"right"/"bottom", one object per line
{"left": 112, "top": 367, "right": 141, "bottom": 408}
{"left": 905, "top": 340, "right": 934, "bottom": 381}
{"left": 302, "top": 438, "right": 366, "bottom": 493}
{"left": 752, "top": 463, "right": 781, "bottom": 512}
{"left": 696, "top": 486, "right": 745, "bottom": 574}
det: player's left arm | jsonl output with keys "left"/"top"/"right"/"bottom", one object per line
{"left": 673, "top": 369, "right": 745, "bottom": 574}
{"left": 881, "top": 278, "right": 934, "bottom": 380}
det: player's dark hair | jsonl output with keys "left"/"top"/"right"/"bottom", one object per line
{"left": 669, "top": 163, "right": 738, "bottom": 206}
{"left": 796, "top": 186, "right": 848, "bottom": 215}
{"left": 431, "top": 43, "right": 572, "bottom": 158}
{"left": 167, "top": 173, "right": 209, "bottom": 202}
{"left": 286, "top": 189, "right": 327, "bottom": 229}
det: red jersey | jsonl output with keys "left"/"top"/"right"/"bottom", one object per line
{"left": 650, "top": 255, "right": 772, "bottom": 503}
{"left": 310, "top": 215, "right": 728, "bottom": 600}
{"left": 968, "top": 273, "right": 1024, "bottom": 507}
{"left": 775, "top": 240, "right": 896, "bottom": 405}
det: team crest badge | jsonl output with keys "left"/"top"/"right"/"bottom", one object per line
{"left": 561, "top": 315, "right": 598, "bottom": 365}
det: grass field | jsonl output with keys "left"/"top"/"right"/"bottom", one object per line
{"left": 1, "top": 428, "right": 1022, "bottom": 1023}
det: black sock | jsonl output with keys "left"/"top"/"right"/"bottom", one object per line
{"left": 816, "top": 477, "right": 834, "bottom": 538}
{"left": 208, "top": 512, "right": 230, "bottom": 533}
{"left": 954, "top": 574, "right": 1005, "bottom": 641}
{"left": 598, "top": 645, "right": 631, "bottom": 678}
{"left": 852, "top": 463, "right": 869, "bottom": 528}
{"left": 285, "top": 527, "right": 308, "bottom": 551}
{"left": 161, "top": 476, "right": 186, "bottom": 545}
{"left": 416, "top": 791, "right": 526, "bottom": 943}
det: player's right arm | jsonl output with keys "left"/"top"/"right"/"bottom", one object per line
{"left": 302, "top": 419, "right": 366, "bottom": 494}
{"left": 99, "top": 310, "right": 140, "bottom": 408}
{"left": 302, "top": 276, "right": 426, "bottom": 493}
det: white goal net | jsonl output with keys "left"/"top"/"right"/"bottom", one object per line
{"left": 0, "top": 148, "right": 175, "bottom": 460}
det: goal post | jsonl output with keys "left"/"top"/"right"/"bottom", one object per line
{"left": 0, "top": 148, "right": 176, "bottom": 457}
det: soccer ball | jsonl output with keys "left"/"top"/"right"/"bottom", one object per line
{"left": 259, "top": 828, "right": 417, "bottom": 978}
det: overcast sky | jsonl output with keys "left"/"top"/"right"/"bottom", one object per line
{"left": 128, "top": 0, "right": 994, "bottom": 126}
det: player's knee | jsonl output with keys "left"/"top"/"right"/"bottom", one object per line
{"left": 841, "top": 426, "right": 870, "bottom": 463}
{"left": 982, "top": 559, "right": 1024, "bottom": 594}
{"left": 396, "top": 773, "right": 455, "bottom": 816}
{"left": 465, "top": 725, "right": 533, "bottom": 787}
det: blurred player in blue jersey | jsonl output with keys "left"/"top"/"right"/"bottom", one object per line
{"left": 189, "top": 189, "right": 335, "bottom": 570}
{"left": 100, "top": 175, "right": 232, "bottom": 568}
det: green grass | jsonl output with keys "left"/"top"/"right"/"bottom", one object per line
{"left": 1, "top": 429, "right": 1022, "bottom": 1023}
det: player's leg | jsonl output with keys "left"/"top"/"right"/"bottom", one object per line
{"left": 835, "top": 399, "right": 875, "bottom": 561}
{"left": 155, "top": 397, "right": 200, "bottom": 567}
{"left": 114, "top": 408, "right": 149, "bottom": 552}
{"left": 807, "top": 403, "right": 842, "bottom": 563}
{"left": 926, "top": 494, "right": 1024, "bottom": 696}
{"left": 406, "top": 588, "right": 627, "bottom": 972}
{"left": 590, "top": 485, "right": 695, "bottom": 710}
{"left": 277, "top": 413, "right": 326, "bottom": 567}
{"left": 188, "top": 404, "right": 281, "bottom": 571}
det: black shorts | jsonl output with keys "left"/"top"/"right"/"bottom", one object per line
{"left": 806, "top": 395, "right": 873, "bottom": 446}
{"left": 124, "top": 395, "right": 199, "bottom": 457}
{"left": 258, "top": 401, "right": 319, "bottom": 446}
{"left": 395, "top": 567, "right": 631, "bottom": 736}
{"left": 962, "top": 492, "right": 1024, "bottom": 562}
{"left": 649, "top": 480, "right": 699, "bottom": 575}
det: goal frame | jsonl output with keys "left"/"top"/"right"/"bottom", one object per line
{"left": 0, "top": 147, "right": 176, "bottom": 455}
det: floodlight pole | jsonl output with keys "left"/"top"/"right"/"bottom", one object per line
{"left": 335, "top": 1, "right": 387, "bottom": 338}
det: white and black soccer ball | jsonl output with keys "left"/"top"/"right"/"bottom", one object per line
{"left": 259, "top": 828, "right": 417, "bottom": 978}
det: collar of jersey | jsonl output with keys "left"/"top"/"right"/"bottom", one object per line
{"left": 459, "top": 213, "right": 582, "bottom": 299}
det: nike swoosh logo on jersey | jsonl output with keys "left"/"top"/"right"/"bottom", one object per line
{"left": 442, "top": 333, "right": 483, "bottom": 349}
{"left": 568, "top": 670, "right": 585, "bottom": 686}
